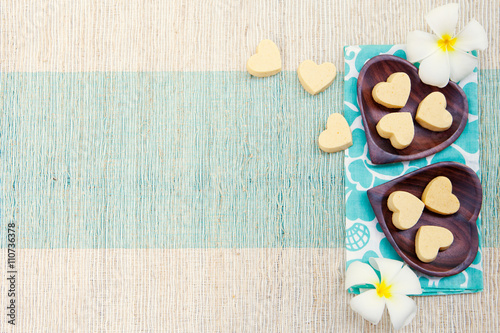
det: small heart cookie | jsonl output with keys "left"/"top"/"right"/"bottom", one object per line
{"left": 421, "top": 176, "right": 460, "bottom": 215}
{"left": 376, "top": 112, "right": 414, "bottom": 149}
{"left": 415, "top": 226, "right": 454, "bottom": 263}
{"left": 246, "top": 39, "right": 281, "bottom": 77}
{"left": 318, "top": 113, "right": 353, "bottom": 153}
{"left": 416, "top": 92, "right": 453, "bottom": 132}
{"left": 372, "top": 72, "right": 411, "bottom": 109}
{"left": 297, "top": 60, "right": 337, "bottom": 95}
{"left": 387, "top": 191, "right": 425, "bottom": 230}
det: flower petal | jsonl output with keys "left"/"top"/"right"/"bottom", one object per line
{"left": 345, "top": 261, "right": 379, "bottom": 290}
{"left": 406, "top": 30, "right": 440, "bottom": 63}
{"left": 418, "top": 49, "right": 450, "bottom": 88}
{"left": 369, "top": 258, "right": 403, "bottom": 284}
{"left": 425, "top": 3, "right": 459, "bottom": 37}
{"left": 449, "top": 49, "right": 478, "bottom": 82}
{"left": 385, "top": 294, "right": 418, "bottom": 330}
{"left": 388, "top": 265, "right": 422, "bottom": 295}
{"left": 350, "top": 290, "right": 386, "bottom": 325}
{"left": 454, "top": 19, "right": 488, "bottom": 52}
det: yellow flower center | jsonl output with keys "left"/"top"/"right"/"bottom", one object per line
{"left": 437, "top": 34, "right": 457, "bottom": 52}
{"left": 376, "top": 280, "right": 392, "bottom": 299}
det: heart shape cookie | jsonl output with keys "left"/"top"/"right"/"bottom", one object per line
{"left": 376, "top": 112, "right": 414, "bottom": 149}
{"left": 246, "top": 39, "right": 281, "bottom": 77}
{"left": 415, "top": 226, "right": 454, "bottom": 263}
{"left": 387, "top": 191, "right": 424, "bottom": 230}
{"left": 422, "top": 176, "right": 460, "bottom": 215}
{"left": 297, "top": 60, "right": 337, "bottom": 95}
{"left": 416, "top": 92, "right": 453, "bottom": 132}
{"left": 318, "top": 113, "right": 352, "bottom": 153}
{"left": 372, "top": 72, "right": 411, "bottom": 109}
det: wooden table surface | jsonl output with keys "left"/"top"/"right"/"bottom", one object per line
{"left": 1, "top": 1, "right": 498, "bottom": 332}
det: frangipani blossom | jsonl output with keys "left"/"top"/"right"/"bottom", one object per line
{"left": 406, "top": 3, "right": 488, "bottom": 88}
{"left": 346, "top": 258, "right": 422, "bottom": 330}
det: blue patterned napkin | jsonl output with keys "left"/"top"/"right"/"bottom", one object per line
{"left": 344, "top": 45, "right": 483, "bottom": 295}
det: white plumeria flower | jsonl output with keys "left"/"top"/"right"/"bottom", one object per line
{"left": 345, "top": 258, "right": 422, "bottom": 330}
{"left": 406, "top": 3, "right": 488, "bottom": 88}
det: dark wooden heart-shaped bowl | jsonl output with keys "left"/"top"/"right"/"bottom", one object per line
{"left": 357, "top": 55, "right": 468, "bottom": 164}
{"left": 367, "top": 162, "right": 481, "bottom": 277}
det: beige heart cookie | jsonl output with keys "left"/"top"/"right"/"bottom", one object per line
{"left": 421, "top": 176, "right": 460, "bottom": 215}
{"left": 297, "top": 60, "right": 337, "bottom": 95}
{"left": 318, "top": 113, "right": 353, "bottom": 153}
{"left": 376, "top": 112, "right": 414, "bottom": 149}
{"left": 415, "top": 225, "right": 454, "bottom": 263}
{"left": 372, "top": 72, "right": 411, "bottom": 109}
{"left": 416, "top": 92, "right": 453, "bottom": 132}
{"left": 246, "top": 39, "right": 281, "bottom": 77}
{"left": 387, "top": 191, "right": 425, "bottom": 230}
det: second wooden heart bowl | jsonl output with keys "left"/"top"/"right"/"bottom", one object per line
{"left": 367, "top": 162, "right": 482, "bottom": 277}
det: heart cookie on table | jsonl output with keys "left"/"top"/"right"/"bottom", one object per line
{"left": 376, "top": 112, "right": 414, "bottom": 149}
{"left": 415, "top": 225, "right": 454, "bottom": 263}
{"left": 387, "top": 191, "right": 425, "bottom": 230}
{"left": 422, "top": 176, "right": 460, "bottom": 215}
{"left": 416, "top": 92, "right": 453, "bottom": 132}
{"left": 246, "top": 39, "right": 282, "bottom": 77}
{"left": 297, "top": 60, "right": 336, "bottom": 95}
{"left": 318, "top": 113, "right": 352, "bottom": 153}
{"left": 372, "top": 72, "right": 411, "bottom": 109}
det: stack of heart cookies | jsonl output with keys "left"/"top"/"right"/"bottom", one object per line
{"left": 372, "top": 72, "right": 454, "bottom": 149}
{"left": 387, "top": 176, "right": 460, "bottom": 263}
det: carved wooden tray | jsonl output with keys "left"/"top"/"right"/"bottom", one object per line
{"left": 367, "top": 162, "right": 481, "bottom": 277}
{"left": 357, "top": 55, "right": 468, "bottom": 164}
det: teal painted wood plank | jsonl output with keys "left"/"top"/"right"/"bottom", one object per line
{"left": 478, "top": 70, "right": 500, "bottom": 248}
{"left": 0, "top": 71, "right": 497, "bottom": 248}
